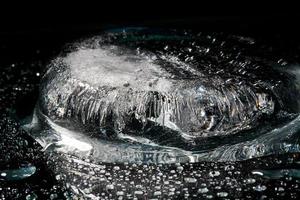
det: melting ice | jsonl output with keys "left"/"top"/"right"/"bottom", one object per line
{"left": 24, "top": 28, "right": 300, "bottom": 163}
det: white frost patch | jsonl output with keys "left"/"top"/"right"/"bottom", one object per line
{"left": 64, "top": 47, "right": 173, "bottom": 92}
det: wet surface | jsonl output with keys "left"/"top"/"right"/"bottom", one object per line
{"left": 1, "top": 26, "right": 300, "bottom": 199}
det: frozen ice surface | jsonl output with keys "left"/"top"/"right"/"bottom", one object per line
{"left": 40, "top": 37, "right": 276, "bottom": 137}
{"left": 24, "top": 28, "right": 300, "bottom": 163}
{"left": 66, "top": 47, "right": 173, "bottom": 92}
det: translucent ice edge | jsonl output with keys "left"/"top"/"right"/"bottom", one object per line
{"left": 23, "top": 106, "right": 300, "bottom": 164}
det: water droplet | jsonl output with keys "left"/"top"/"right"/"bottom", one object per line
{"left": 153, "top": 191, "right": 162, "bottom": 196}
{"left": 198, "top": 187, "right": 209, "bottom": 193}
{"left": 184, "top": 177, "right": 197, "bottom": 183}
{"left": 209, "top": 171, "right": 220, "bottom": 177}
{"left": 0, "top": 166, "right": 36, "bottom": 181}
{"left": 245, "top": 178, "right": 256, "bottom": 184}
{"left": 134, "top": 191, "right": 143, "bottom": 195}
{"left": 0, "top": 172, "right": 7, "bottom": 177}
{"left": 217, "top": 192, "right": 228, "bottom": 197}
{"left": 26, "top": 193, "right": 38, "bottom": 200}
{"left": 253, "top": 185, "right": 267, "bottom": 192}
{"left": 106, "top": 184, "right": 114, "bottom": 190}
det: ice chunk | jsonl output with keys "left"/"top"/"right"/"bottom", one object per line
{"left": 24, "top": 28, "right": 299, "bottom": 163}
{"left": 38, "top": 31, "right": 281, "bottom": 145}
